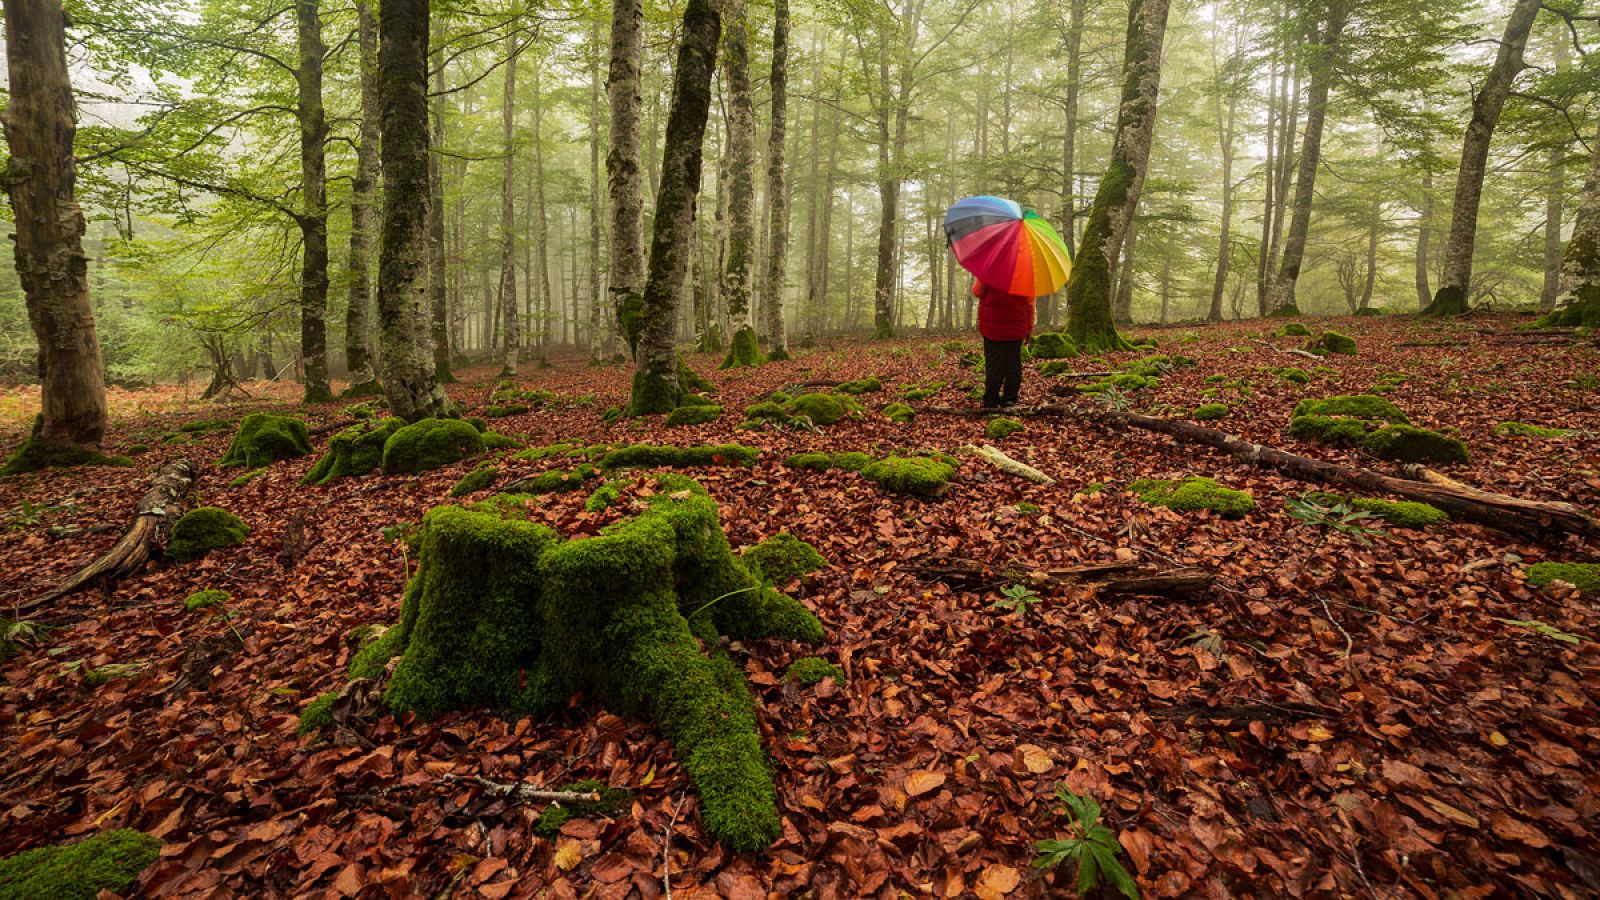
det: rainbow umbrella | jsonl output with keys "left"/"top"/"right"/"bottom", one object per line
{"left": 944, "top": 195, "right": 1071, "bottom": 297}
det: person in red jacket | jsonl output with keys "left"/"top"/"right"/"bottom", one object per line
{"left": 973, "top": 279, "right": 1035, "bottom": 408}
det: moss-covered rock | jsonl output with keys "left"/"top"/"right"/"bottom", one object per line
{"left": 742, "top": 401, "right": 791, "bottom": 425}
{"left": 742, "top": 532, "right": 827, "bottom": 584}
{"left": 167, "top": 507, "right": 249, "bottom": 562}
{"left": 1292, "top": 395, "right": 1409, "bottom": 424}
{"left": 1030, "top": 332, "right": 1078, "bottom": 359}
{"left": 784, "top": 657, "right": 845, "bottom": 687}
{"left": 1493, "top": 422, "right": 1572, "bottom": 439}
{"left": 1129, "top": 477, "right": 1254, "bottom": 519}
{"left": 381, "top": 418, "right": 485, "bottom": 475}
{"left": 1362, "top": 425, "right": 1469, "bottom": 465}
{"left": 883, "top": 402, "right": 916, "bottom": 424}
{"left": 303, "top": 417, "right": 404, "bottom": 485}
{"left": 450, "top": 466, "right": 499, "bottom": 497}
{"left": 599, "top": 444, "right": 759, "bottom": 470}
{"left": 182, "top": 589, "right": 229, "bottom": 612}
{"left": 861, "top": 456, "right": 956, "bottom": 497}
{"left": 1193, "top": 403, "right": 1229, "bottom": 421}
{"left": 1526, "top": 562, "right": 1600, "bottom": 594}
{"left": 1288, "top": 415, "right": 1373, "bottom": 446}
{"left": 584, "top": 482, "right": 622, "bottom": 512}
{"left": 218, "top": 413, "right": 312, "bottom": 468}
{"left": 1311, "top": 331, "right": 1358, "bottom": 355}
{"left": 788, "top": 393, "right": 847, "bottom": 426}
{"left": 0, "top": 829, "right": 161, "bottom": 900}
{"left": 296, "top": 690, "right": 339, "bottom": 736}
{"left": 1277, "top": 322, "right": 1311, "bottom": 337}
{"left": 665, "top": 404, "right": 723, "bottom": 426}
{"left": 837, "top": 376, "right": 882, "bottom": 394}
{"left": 985, "top": 417, "right": 1024, "bottom": 439}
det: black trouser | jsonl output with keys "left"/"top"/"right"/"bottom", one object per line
{"left": 983, "top": 338, "right": 1024, "bottom": 407}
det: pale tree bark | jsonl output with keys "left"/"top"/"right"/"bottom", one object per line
{"left": 498, "top": 36, "right": 522, "bottom": 377}
{"left": 1423, "top": 0, "right": 1541, "bottom": 316}
{"left": 1, "top": 0, "right": 108, "bottom": 452}
{"left": 1540, "top": 119, "right": 1600, "bottom": 327}
{"left": 296, "top": 0, "right": 333, "bottom": 402}
{"left": 1207, "top": 15, "right": 1239, "bottom": 322}
{"left": 428, "top": 48, "right": 456, "bottom": 381}
{"left": 1047, "top": 0, "right": 1086, "bottom": 328}
{"left": 1254, "top": 31, "right": 1279, "bottom": 316}
{"left": 1267, "top": 2, "right": 1348, "bottom": 316}
{"left": 628, "top": 0, "right": 720, "bottom": 413}
{"left": 1113, "top": 211, "right": 1138, "bottom": 323}
{"left": 1540, "top": 32, "right": 1570, "bottom": 310}
{"left": 1064, "top": 0, "right": 1170, "bottom": 352}
{"left": 720, "top": 0, "right": 762, "bottom": 367}
{"left": 761, "top": 0, "right": 792, "bottom": 360}
{"left": 344, "top": 0, "right": 381, "bottom": 395}
{"left": 533, "top": 63, "right": 554, "bottom": 362}
{"left": 1360, "top": 197, "right": 1380, "bottom": 311}
{"left": 1415, "top": 168, "right": 1433, "bottom": 308}
{"left": 377, "top": 0, "right": 452, "bottom": 421}
{"left": 608, "top": 0, "right": 645, "bottom": 358}
{"left": 588, "top": 16, "right": 609, "bottom": 361}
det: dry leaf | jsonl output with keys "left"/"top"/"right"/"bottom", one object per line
{"left": 974, "top": 864, "right": 1021, "bottom": 899}
{"left": 1016, "top": 744, "right": 1053, "bottom": 774}
{"left": 553, "top": 840, "right": 583, "bottom": 872}
{"left": 905, "top": 769, "right": 947, "bottom": 797}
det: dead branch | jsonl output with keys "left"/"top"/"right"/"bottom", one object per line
{"left": 309, "top": 418, "right": 359, "bottom": 437}
{"left": 439, "top": 773, "right": 602, "bottom": 805}
{"left": 1248, "top": 338, "right": 1323, "bottom": 360}
{"left": 958, "top": 443, "right": 1055, "bottom": 484}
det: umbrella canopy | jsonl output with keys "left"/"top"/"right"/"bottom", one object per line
{"left": 944, "top": 195, "right": 1072, "bottom": 298}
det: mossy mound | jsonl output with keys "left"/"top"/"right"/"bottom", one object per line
{"left": 296, "top": 690, "right": 339, "bottom": 736}
{"left": 1292, "top": 395, "right": 1409, "bottom": 424}
{"left": 600, "top": 444, "right": 759, "bottom": 470}
{"left": 0, "top": 829, "right": 161, "bottom": 900}
{"left": 1129, "top": 477, "right": 1254, "bottom": 519}
{"left": 785, "top": 656, "right": 845, "bottom": 687}
{"left": 721, "top": 326, "right": 765, "bottom": 369}
{"left": 900, "top": 386, "right": 939, "bottom": 402}
{"left": 883, "top": 402, "right": 916, "bottom": 424}
{"left": 1363, "top": 425, "right": 1469, "bottom": 465}
{"left": 861, "top": 456, "right": 956, "bottom": 497}
{"left": 533, "top": 780, "right": 634, "bottom": 838}
{"left": 985, "top": 418, "right": 1024, "bottom": 439}
{"left": 1193, "top": 403, "right": 1229, "bottom": 421}
{"left": 482, "top": 404, "right": 529, "bottom": 418}
{"left": 1278, "top": 367, "right": 1310, "bottom": 384}
{"left": 381, "top": 418, "right": 485, "bottom": 475}
{"left": 788, "top": 393, "right": 847, "bottom": 426}
{"left": 742, "top": 532, "right": 828, "bottom": 584}
{"left": 218, "top": 413, "right": 312, "bottom": 468}
{"left": 513, "top": 465, "right": 599, "bottom": 495}
{"left": 1277, "top": 322, "right": 1311, "bottom": 337}
{"left": 665, "top": 404, "right": 724, "bottom": 426}
{"left": 481, "top": 431, "right": 520, "bottom": 450}
{"left": 303, "top": 417, "right": 404, "bottom": 485}
{"left": 1310, "top": 331, "right": 1358, "bottom": 355}
{"left": 1494, "top": 422, "right": 1573, "bottom": 439}
{"left": 369, "top": 475, "right": 820, "bottom": 850}
{"left": 743, "top": 401, "right": 792, "bottom": 425}
{"left": 167, "top": 507, "right": 250, "bottom": 562}
{"left": 1288, "top": 415, "right": 1373, "bottom": 447}
{"left": 1077, "top": 373, "right": 1159, "bottom": 393}
{"left": 837, "top": 376, "right": 882, "bottom": 394}
{"left": 1527, "top": 562, "right": 1600, "bottom": 594}
{"left": 1303, "top": 492, "right": 1449, "bottom": 528}
{"left": 183, "top": 589, "right": 229, "bottom": 612}
{"left": 0, "top": 436, "right": 133, "bottom": 477}
{"left": 516, "top": 442, "right": 608, "bottom": 463}
{"left": 1030, "top": 332, "right": 1078, "bottom": 359}
{"left": 450, "top": 466, "right": 499, "bottom": 497}
{"left": 584, "top": 482, "right": 622, "bottom": 512}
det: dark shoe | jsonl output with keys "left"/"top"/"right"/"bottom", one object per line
{"left": 1000, "top": 398, "right": 1018, "bottom": 408}
{"left": 981, "top": 400, "right": 1002, "bottom": 410}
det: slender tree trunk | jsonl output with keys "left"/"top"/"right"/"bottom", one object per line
{"left": 1360, "top": 197, "right": 1380, "bottom": 310}
{"left": 762, "top": 0, "right": 792, "bottom": 360}
{"left": 1267, "top": 3, "right": 1347, "bottom": 316}
{"left": 1415, "top": 168, "right": 1433, "bottom": 308}
{"left": 344, "top": 0, "right": 381, "bottom": 395}
{"left": 1114, "top": 213, "right": 1138, "bottom": 323}
{"left": 1540, "top": 26, "right": 1570, "bottom": 310}
{"left": 1424, "top": 0, "right": 1541, "bottom": 316}
{"left": 628, "top": 0, "right": 720, "bottom": 413}
{"left": 1540, "top": 119, "right": 1600, "bottom": 327}
{"left": 1, "top": 0, "right": 108, "bottom": 453}
{"left": 1065, "top": 0, "right": 1170, "bottom": 352}
{"left": 608, "top": 0, "right": 646, "bottom": 360}
{"left": 428, "top": 47, "right": 456, "bottom": 381}
{"left": 296, "top": 0, "right": 333, "bottom": 402}
{"left": 533, "top": 64, "right": 554, "bottom": 363}
{"left": 1159, "top": 251, "right": 1171, "bottom": 325}
{"left": 872, "top": 32, "right": 896, "bottom": 340}
{"left": 1208, "top": 19, "right": 1237, "bottom": 322}
{"left": 497, "top": 36, "right": 522, "bottom": 376}
{"left": 1265, "top": 20, "right": 1299, "bottom": 314}
{"left": 588, "top": 18, "right": 608, "bottom": 361}
{"left": 808, "top": 43, "right": 845, "bottom": 338}
{"left": 720, "top": 0, "right": 761, "bottom": 367}
{"left": 1255, "top": 38, "right": 1279, "bottom": 316}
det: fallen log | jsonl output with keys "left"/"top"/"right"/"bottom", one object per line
{"left": 18, "top": 459, "right": 197, "bottom": 614}
{"left": 958, "top": 443, "right": 1055, "bottom": 485}
{"left": 903, "top": 555, "right": 1213, "bottom": 598}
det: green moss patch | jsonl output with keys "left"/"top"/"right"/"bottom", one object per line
{"left": 450, "top": 466, "right": 499, "bottom": 498}
{"left": 1311, "top": 331, "right": 1358, "bottom": 355}
{"left": 1494, "top": 422, "right": 1573, "bottom": 439}
{"left": 666, "top": 404, "right": 724, "bottom": 426}
{"left": 304, "top": 417, "right": 404, "bottom": 485}
{"left": 1030, "top": 332, "right": 1078, "bottom": 359}
{"left": 1278, "top": 367, "right": 1310, "bottom": 384}
{"left": 0, "top": 829, "right": 161, "bottom": 900}
{"left": 743, "top": 532, "right": 827, "bottom": 584}
{"left": 861, "top": 456, "right": 956, "bottom": 497}
{"left": 784, "top": 657, "right": 845, "bottom": 687}
{"left": 227, "top": 467, "right": 268, "bottom": 489}
{"left": 480, "top": 431, "right": 520, "bottom": 450}
{"left": 1527, "top": 562, "right": 1600, "bottom": 594}
{"left": 985, "top": 418, "right": 1024, "bottom": 439}
{"left": 296, "top": 690, "right": 339, "bottom": 736}
{"left": 1292, "top": 395, "right": 1409, "bottom": 424}
{"left": 1288, "top": 415, "right": 1373, "bottom": 447}
{"left": 883, "top": 402, "right": 916, "bottom": 424}
{"left": 584, "top": 482, "right": 623, "bottom": 512}
{"left": 512, "top": 466, "right": 598, "bottom": 495}
{"left": 837, "top": 376, "right": 882, "bottom": 394}
{"left": 788, "top": 393, "right": 847, "bottom": 426}
{"left": 183, "top": 589, "right": 229, "bottom": 612}
{"left": 516, "top": 442, "right": 607, "bottom": 463}
{"left": 1303, "top": 492, "right": 1448, "bottom": 528}
{"left": 381, "top": 418, "right": 485, "bottom": 475}
{"left": 1129, "top": 477, "right": 1254, "bottom": 519}
{"left": 599, "top": 444, "right": 759, "bottom": 470}
{"left": 1277, "top": 323, "right": 1311, "bottom": 337}
{"left": 1, "top": 436, "right": 133, "bottom": 477}
{"left": 1192, "top": 403, "right": 1229, "bottom": 421}
{"left": 179, "top": 418, "right": 233, "bottom": 434}
{"left": 167, "top": 507, "right": 249, "bottom": 562}
{"left": 219, "top": 413, "right": 312, "bottom": 468}
{"left": 1077, "top": 373, "right": 1159, "bottom": 392}
{"left": 482, "top": 404, "right": 529, "bottom": 418}
{"left": 1363, "top": 425, "right": 1469, "bottom": 465}
{"left": 533, "top": 780, "right": 634, "bottom": 838}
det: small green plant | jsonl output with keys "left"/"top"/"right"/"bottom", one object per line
{"left": 1032, "top": 785, "right": 1139, "bottom": 898}
{"left": 1285, "top": 496, "right": 1383, "bottom": 545}
{"left": 992, "top": 584, "right": 1042, "bottom": 620}
{"left": 1494, "top": 618, "right": 1591, "bottom": 645}
{"left": 183, "top": 590, "right": 246, "bottom": 644}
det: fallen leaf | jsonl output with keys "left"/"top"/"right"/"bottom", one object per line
{"left": 905, "top": 769, "right": 947, "bottom": 797}
{"left": 553, "top": 840, "right": 583, "bottom": 872}
{"left": 974, "top": 864, "right": 1021, "bottom": 899}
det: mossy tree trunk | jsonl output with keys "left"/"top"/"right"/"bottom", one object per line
{"left": 1, "top": 0, "right": 108, "bottom": 451}
{"left": 719, "top": 0, "right": 763, "bottom": 369}
{"left": 1540, "top": 118, "right": 1600, "bottom": 328}
{"left": 1422, "top": 0, "right": 1540, "bottom": 317}
{"left": 344, "top": 0, "right": 381, "bottom": 396}
{"left": 428, "top": 49, "right": 457, "bottom": 383}
{"left": 377, "top": 0, "right": 453, "bottom": 421}
{"left": 498, "top": 35, "right": 522, "bottom": 378}
{"left": 629, "top": 0, "right": 720, "bottom": 414}
{"left": 1065, "top": 0, "right": 1169, "bottom": 353}
{"left": 607, "top": 0, "right": 646, "bottom": 360}
{"left": 761, "top": 0, "right": 792, "bottom": 360}
{"left": 296, "top": 0, "right": 334, "bottom": 403}
{"left": 532, "top": 63, "right": 555, "bottom": 364}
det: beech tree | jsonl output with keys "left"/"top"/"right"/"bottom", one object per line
{"left": 344, "top": 0, "right": 381, "bottom": 397}
{"left": 720, "top": 0, "right": 762, "bottom": 369}
{"left": 762, "top": 0, "right": 792, "bottom": 361}
{"left": 607, "top": 0, "right": 646, "bottom": 359}
{"left": 497, "top": 35, "right": 523, "bottom": 377}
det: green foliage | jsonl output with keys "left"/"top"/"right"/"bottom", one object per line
{"left": 167, "top": 507, "right": 249, "bottom": 561}
{"left": 788, "top": 392, "right": 847, "bottom": 425}
{"left": 837, "top": 376, "right": 882, "bottom": 394}
{"left": 1277, "top": 322, "right": 1311, "bottom": 337}
{"left": 450, "top": 466, "right": 499, "bottom": 497}
{"left": 1526, "top": 562, "right": 1600, "bottom": 595}
{"left": 861, "top": 456, "right": 956, "bottom": 497}
{"left": 1292, "top": 395, "right": 1409, "bottom": 424}
{"left": 742, "top": 532, "right": 827, "bottom": 584}
{"left": 304, "top": 418, "right": 404, "bottom": 485}
{"left": 1192, "top": 403, "right": 1229, "bottom": 421}
{"left": 1032, "top": 786, "right": 1139, "bottom": 899}
{"left": 1285, "top": 496, "right": 1385, "bottom": 545}
{"left": 599, "top": 444, "right": 760, "bottom": 469}
{"left": 1030, "top": 332, "right": 1078, "bottom": 359}
{"left": 883, "top": 402, "right": 916, "bottom": 424}
{"left": 183, "top": 589, "right": 229, "bottom": 611}
{"left": 1312, "top": 331, "right": 1358, "bottom": 355}
{"left": 784, "top": 657, "right": 846, "bottom": 687}
{"left": 0, "top": 829, "right": 162, "bottom": 900}
{"left": 665, "top": 404, "right": 723, "bottom": 426}
{"left": 992, "top": 584, "right": 1042, "bottom": 620}
{"left": 1015, "top": 502, "right": 1042, "bottom": 514}
{"left": 296, "top": 690, "right": 339, "bottom": 735}
{"left": 0, "top": 620, "right": 46, "bottom": 662}
{"left": 1494, "top": 422, "right": 1572, "bottom": 439}
{"left": 985, "top": 417, "right": 1025, "bottom": 439}
{"left": 1363, "top": 425, "right": 1469, "bottom": 465}
{"left": 381, "top": 418, "right": 485, "bottom": 475}
{"left": 218, "top": 413, "right": 312, "bottom": 468}
{"left": 1128, "top": 477, "right": 1254, "bottom": 518}
{"left": 84, "top": 663, "right": 144, "bottom": 687}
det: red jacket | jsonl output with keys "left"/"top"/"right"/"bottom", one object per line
{"left": 974, "top": 282, "right": 1035, "bottom": 342}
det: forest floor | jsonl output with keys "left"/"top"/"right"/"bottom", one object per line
{"left": 1, "top": 313, "right": 1597, "bottom": 899}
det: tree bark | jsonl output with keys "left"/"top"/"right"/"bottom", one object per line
{"left": 428, "top": 46, "right": 456, "bottom": 381}
{"left": 344, "top": 0, "right": 381, "bottom": 395}
{"left": 1254, "top": 33, "right": 1279, "bottom": 317}
{"left": 498, "top": 36, "right": 522, "bottom": 377}
{"left": 1415, "top": 167, "right": 1433, "bottom": 308}
{"left": 1540, "top": 118, "right": 1600, "bottom": 328}
{"left": 1208, "top": 16, "right": 1238, "bottom": 322}
{"left": 1540, "top": 34, "right": 1570, "bottom": 311}
{"left": 1359, "top": 197, "right": 1379, "bottom": 311}
{"left": 588, "top": 17, "right": 609, "bottom": 361}
{"left": 533, "top": 63, "right": 554, "bottom": 363}
{"left": 1, "top": 0, "right": 108, "bottom": 450}
{"left": 377, "top": 0, "right": 452, "bottom": 421}
{"left": 296, "top": 0, "right": 333, "bottom": 402}
{"left": 627, "top": 0, "right": 720, "bottom": 414}
{"left": 1113, "top": 211, "right": 1139, "bottom": 324}
{"left": 719, "top": 0, "right": 761, "bottom": 367}
{"left": 761, "top": 0, "right": 792, "bottom": 360}
{"left": 1423, "top": 0, "right": 1541, "bottom": 317}
{"left": 1065, "top": 0, "right": 1169, "bottom": 352}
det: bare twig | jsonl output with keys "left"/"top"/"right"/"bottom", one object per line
{"left": 663, "top": 790, "right": 687, "bottom": 900}
{"left": 439, "top": 774, "right": 602, "bottom": 804}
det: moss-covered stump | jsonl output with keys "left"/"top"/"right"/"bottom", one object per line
{"left": 1527, "top": 562, "right": 1600, "bottom": 594}
{"left": 1129, "top": 477, "right": 1254, "bottom": 519}
{"left": 0, "top": 829, "right": 161, "bottom": 900}
{"left": 381, "top": 418, "right": 485, "bottom": 475}
{"left": 304, "top": 417, "right": 404, "bottom": 485}
{"left": 366, "top": 475, "right": 821, "bottom": 850}
{"left": 167, "top": 507, "right": 249, "bottom": 562}
{"left": 218, "top": 413, "right": 312, "bottom": 468}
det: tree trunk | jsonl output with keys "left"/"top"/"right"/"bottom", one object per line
{"left": 1255, "top": 37, "right": 1279, "bottom": 317}
{"left": 719, "top": 0, "right": 762, "bottom": 368}
{"left": 1113, "top": 212, "right": 1139, "bottom": 324}
{"left": 1539, "top": 119, "right": 1600, "bottom": 328}
{"left": 1065, "top": 0, "right": 1169, "bottom": 352}
{"left": 588, "top": 17, "right": 609, "bottom": 361}
{"left": 1264, "top": 14, "right": 1299, "bottom": 316}
{"left": 1047, "top": 0, "right": 1086, "bottom": 329}
{"left": 1415, "top": 168, "right": 1433, "bottom": 308}
{"left": 1423, "top": 0, "right": 1540, "bottom": 317}
{"left": 344, "top": 0, "right": 381, "bottom": 395}
{"left": 498, "top": 36, "right": 522, "bottom": 377}
{"left": 1540, "top": 34, "right": 1569, "bottom": 311}
{"left": 533, "top": 64, "right": 554, "bottom": 363}
{"left": 1267, "top": 3, "right": 1347, "bottom": 316}
{"left": 429, "top": 47, "right": 456, "bottom": 381}
{"left": 296, "top": 0, "right": 333, "bottom": 402}
{"left": 377, "top": 0, "right": 452, "bottom": 421}
{"left": 628, "top": 0, "right": 720, "bottom": 414}
{"left": 1, "top": 0, "right": 108, "bottom": 451}
{"left": 762, "top": 0, "right": 792, "bottom": 360}
{"left": 1208, "top": 17, "right": 1237, "bottom": 323}
{"left": 1360, "top": 198, "right": 1380, "bottom": 311}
